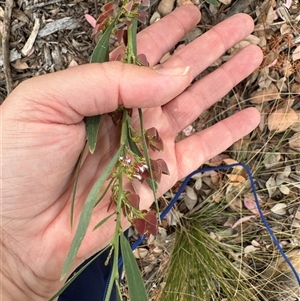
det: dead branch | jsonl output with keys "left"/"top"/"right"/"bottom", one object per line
{"left": 2, "top": 0, "right": 14, "bottom": 95}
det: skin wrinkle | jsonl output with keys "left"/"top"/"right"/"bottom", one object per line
{"left": 1, "top": 235, "right": 53, "bottom": 300}
{"left": 22, "top": 83, "right": 71, "bottom": 124}
{"left": 94, "top": 63, "right": 120, "bottom": 113}
{"left": 209, "top": 14, "right": 253, "bottom": 52}
{"left": 167, "top": 87, "right": 207, "bottom": 134}
{"left": 139, "top": 29, "right": 170, "bottom": 66}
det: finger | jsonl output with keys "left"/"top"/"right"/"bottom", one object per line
{"left": 7, "top": 62, "right": 191, "bottom": 124}
{"left": 175, "top": 107, "right": 260, "bottom": 179}
{"left": 163, "top": 13, "right": 256, "bottom": 79}
{"left": 110, "top": 5, "right": 201, "bottom": 66}
{"left": 163, "top": 44, "right": 263, "bottom": 133}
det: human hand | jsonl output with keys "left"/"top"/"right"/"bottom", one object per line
{"left": 1, "top": 5, "right": 262, "bottom": 300}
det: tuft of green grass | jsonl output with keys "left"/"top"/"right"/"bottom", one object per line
{"left": 158, "top": 213, "right": 264, "bottom": 301}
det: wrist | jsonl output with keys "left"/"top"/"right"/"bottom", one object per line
{"left": 1, "top": 237, "right": 58, "bottom": 301}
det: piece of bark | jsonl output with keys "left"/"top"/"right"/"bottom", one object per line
{"left": 25, "top": 0, "right": 64, "bottom": 10}
{"left": 21, "top": 18, "right": 40, "bottom": 56}
{"left": 0, "top": 49, "right": 22, "bottom": 67}
{"left": 37, "top": 17, "right": 80, "bottom": 37}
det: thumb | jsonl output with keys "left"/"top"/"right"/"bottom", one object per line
{"left": 6, "top": 61, "right": 191, "bottom": 124}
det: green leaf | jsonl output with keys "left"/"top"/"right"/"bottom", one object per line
{"left": 93, "top": 212, "right": 115, "bottom": 231}
{"left": 86, "top": 19, "right": 117, "bottom": 153}
{"left": 61, "top": 147, "right": 122, "bottom": 279}
{"left": 120, "top": 233, "right": 148, "bottom": 301}
{"left": 205, "top": 0, "right": 220, "bottom": 5}
{"left": 138, "top": 108, "right": 159, "bottom": 206}
{"left": 127, "top": 123, "right": 142, "bottom": 157}
{"left": 90, "top": 19, "right": 116, "bottom": 63}
{"left": 70, "top": 142, "right": 86, "bottom": 228}
{"left": 86, "top": 115, "right": 101, "bottom": 154}
{"left": 94, "top": 178, "right": 114, "bottom": 207}
{"left": 130, "top": 18, "right": 137, "bottom": 56}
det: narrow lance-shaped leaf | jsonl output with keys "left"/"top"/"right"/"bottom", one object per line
{"left": 138, "top": 108, "right": 158, "bottom": 192}
{"left": 86, "top": 19, "right": 117, "bottom": 153}
{"left": 61, "top": 147, "right": 122, "bottom": 279}
{"left": 130, "top": 18, "right": 137, "bottom": 56}
{"left": 120, "top": 233, "right": 148, "bottom": 301}
{"left": 85, "top": 115, "right": 101, "bottom": 154}
{"left": 93, "top": 212, "right": 115, "bottom": 231}
{"left": 127, "top": 122, "right": 143, "bottom": 157}
{"left": 70, "top": 142, "right": 86, "bottom": 228}
{"left": 90, "top": 18, "right": 116, "bottom": 63}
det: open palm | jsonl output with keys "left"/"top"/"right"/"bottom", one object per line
{"left": 1, "top": 5, "right": 262, "bottom": 300}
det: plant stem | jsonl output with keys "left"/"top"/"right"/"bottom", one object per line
{"left": 104, "top": 166, "right": 124, "bottom": 301}
{"left": 126, "top": 18, "right": 138, "bottom": 63}
{"left": 104, "top": 108, "right": 130, "bottom": 300}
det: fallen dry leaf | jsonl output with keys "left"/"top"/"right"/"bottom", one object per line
{"left": 133, "top": 247, "right": 149, "bottom": 259}
{"left": 244, "top": 245, "right": 258, "bottom": 254}
{"left": 184, "top": 186, "right": 197, "bottom": 210}
{"left": 280, "top": 23, "right": 292, "bottom": 35}
{"left": 225, "top": 185, "right": 243, "bottom": 211}
{"left": 268, "top": 107, "right": 298, "bottom": 132}
{"left": 11, "top": 59, "right": 29, "bottom": 70}
{"left": 232, "top": 215, "right": 256, "bottom": 229}
{"left": 276, "top": 166, "right": 291, "bottom": 185}
{"left": 244, "top": 34, "right": 260, "bottom": 45}
{"left": 194, "top": 177, "right": 202, "bottom": 191}
{"left": 250, "top": 83, "right": 280, "bottom": 104}
{"left": 244, "top": 198, "right": 259, "bottom": 215}
{"left": 219, "top": 0, "right": 232, "bottom": 4}
{"left": 264, "top": 153, "right": 281, "bottom": 169}
{"left": 68, "top": 59, "right": 78, "bottom": 67}
{"left": 262, "top": 249, "right": 300, "bottom": 282}
{"left": 292, "top": 45, "right": 300, "bottom": 61}
{"left": 270, "top": 203, "right": 287, "bottom": 215}
{"left": 266, "top": 176, "right": 277, "bottom": 197}
{"left": 290, "top": 111, "right": 300, "bottom": 132}
{"left": 279, "top": 184, "right": 290, "bottom": 195}
{"left": 222, "top": 158, "right": 243, "bottom": 171}
{"left": 291, "top": 82, "right": 300, "bottom": 95}
{"left": 281, "top": 60, "right": 294, "bottom": 77}
{"left": 0, "top": 20, "right": 3, "bottom": 36}
{"left": 289, "top": 132, "right": 300, "bottom": 151}
{"left": 226, "top": 174, "right": 246, "bottom": 186}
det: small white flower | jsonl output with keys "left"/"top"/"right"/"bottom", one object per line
{"left": 138, "top": 164, "right": 148, "bottom": 173}
{"left": 133, "top": 174, "right": 142, "bottom": 181}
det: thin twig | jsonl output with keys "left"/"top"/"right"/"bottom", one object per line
{"left": 94, "top": 0, "right": 98, "bottom": 16}
{"left": 25, "top": 0, "right": 64, "bottom": 10}
{"left": 2, "top": 0, "right": 14, "bottom": 95}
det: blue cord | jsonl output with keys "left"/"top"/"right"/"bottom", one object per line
{"left": 104, "top": 163, "right": 300, "bottom": 301}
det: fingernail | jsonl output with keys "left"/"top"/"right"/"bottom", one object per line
{"left": 155, "top": 66, "right": 190, "bottom": 76}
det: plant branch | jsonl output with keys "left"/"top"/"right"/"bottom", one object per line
{"left": 2, "top": 0, "right": 14, "bottom": 95}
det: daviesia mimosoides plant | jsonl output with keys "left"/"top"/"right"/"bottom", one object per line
{"left": 49, "top": 1, "right": 169, "bottom": 300}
